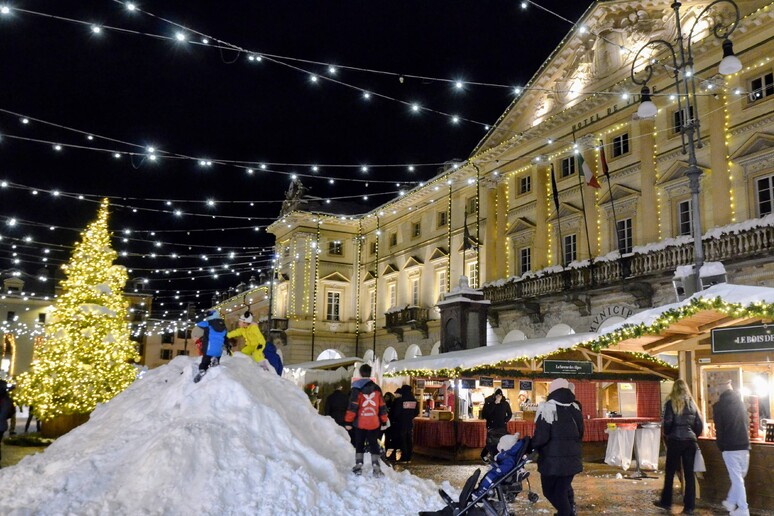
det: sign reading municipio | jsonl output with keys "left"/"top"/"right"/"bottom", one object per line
{"left": 711, "top": 324, "right": 774, "bottom": 354}
{"left": 543, "top": 360, "right": 593, "bottom": 375}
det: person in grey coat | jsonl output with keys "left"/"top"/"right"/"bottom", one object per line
{"left": 713, "top": 379, "right": 750, "bottom": 516}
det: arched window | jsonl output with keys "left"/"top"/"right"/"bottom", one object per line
{"left": 317, "top": 349, "right": 344, "bottom": 360}
{"left": 362, "top": 349, "right": 375, "bottom": 362}
{"left": 430, "top": 341, "right": 441, "bottom": 355}
{"left": 383, "top": 346, "right": 398, "bottom": 363}
{"left": 405, "top": 344, "right": 422, "bottom": 360}
{"left": 546, "top": 323, "right": 575, "bottom": 337}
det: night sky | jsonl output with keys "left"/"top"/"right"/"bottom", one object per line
{"left": 0, "top": 0, "right": 593, "bottom": 319}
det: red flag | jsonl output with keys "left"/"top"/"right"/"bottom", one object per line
{"left": 599, "top": 141, "right": 610, "bottom": 180}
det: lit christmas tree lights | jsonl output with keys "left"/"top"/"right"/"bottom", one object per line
{"left": 13, "top": 199, "right": 139, "bottom": 421}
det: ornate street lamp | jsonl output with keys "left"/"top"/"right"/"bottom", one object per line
{"left": 630, "top": 0, "right": 742, "bottom": 291}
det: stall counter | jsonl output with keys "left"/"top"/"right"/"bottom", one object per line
{"left": 697, "top": 438, "right": 774, "bottom": 511}
{"left": 413, "top": 417, "right": 660, "bottom": 449}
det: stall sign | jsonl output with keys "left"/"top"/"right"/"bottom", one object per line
{"left": 416, "top": 379, "right": 426, "bottom": 390}
{"left": 518, "top": 380, "right": 532, "bottom": 391}
{"left": 711, "top": 324, "right": 774, "bottom": 354}
{"left": 479, "top": 377, "right": 494, "bottom": 387}
{"left": 543, "top": 360, "right": 593, "bottom": 375}
{"left": 501, "top": 379, "right": 516, "bottom": 389}
{"left": 461, "top": 378, "right": 476, "bottom": 389}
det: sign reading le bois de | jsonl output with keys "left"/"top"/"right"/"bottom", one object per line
{"left": 543, "top": 360, "right": 593, "bottom": 376}
{"left": 711, "top": 324, "right": 774, "bottom": 354}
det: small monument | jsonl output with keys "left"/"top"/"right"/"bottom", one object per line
{"left": 438, "top": 275, "right": 490, "bottom": 353}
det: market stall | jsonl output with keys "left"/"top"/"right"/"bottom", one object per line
{"left": 594, "top": 283, "right": 774, "bottom": 510}
{"left": 385, "top": 332, "right": 674, "bottom": 459}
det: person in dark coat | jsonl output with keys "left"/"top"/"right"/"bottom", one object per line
{"left": 391, "top": 385, "right": 419, "bottom": 462}
{"left": 0, "top": 380, "right": 17, "bottom": 468}
{"left": 324, "top": 385, "right": 349, "bottom": 427}
{"left": 480, "top": 388, "right": 513, "bottom": 461}
{"left": 654, "top": 378, "right": 704, "bottom": 515}
{"left": 532, "top": 378, "right": 583, "bottom": 516}
{"left": 383, "top": 391, "right": 397, "bottom": 459}
{"left": 713, "top": 379, "right": 750, "bottom": 516}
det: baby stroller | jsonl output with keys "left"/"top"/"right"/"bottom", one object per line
{"left": 421, "top": 436, "right": 539, "bottom": 516}
{"left": 481, "top": 427, "right": 508, "bottom": 463}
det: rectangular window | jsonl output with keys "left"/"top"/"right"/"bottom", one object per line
{"left": 177, "top": 350, "right": 189, "bottom": 356}
{"left": 678, "top": 199, "right": 693, "bottom": 236}
{"left": 436, "top": 269, "right": 447, "bottom": 300}
{"left": 519, "top": 247, "right": 531, "bottom": 275}
{"left": 176, "top": 329, "right": 192, "bottom": 340}
{"left": 612, "top": 133, "right": 630, "bottom": 157}
{"left": 672, "top": 106, "right": 694, "bottom": 134}
{"left": 6, "top": 311, "right": 15, "bottom": 322}
{"left": 388, "top": 283, "right": 397, "bottom": 308}
{"left": 749, "top": 72, "right": 774, "bottom": 102}
{"left": 369, "top": 241, "right": 377, "bottom": 256}
{"left": 560, "top": 157, "right": 575, "bottom": 178}
{"left": 756, "top": 175, "right": 774, "bottom": 217}
{"left": 369, "top": 288, "right": 376, "bottom": 320}
{"left": 162, "top": 332, "right": 173, "bottom": 344}
{"left": 466, "top": 196, "right": 477, "bottom": 216}
{"left": 563, "top": 234, "right": 577, "bottom": 264}
{"left": 412, "top": 222, "right": 421, "bottom": 238}
{"left": 411, "top": 278, "right": 420, "bottom": 306}
{"left": 519, "top": 175, "right": 532, "bottom": 194}
{"left": 160, "top": 349, "right": 173, "bottom": 360}
{"left": 467, "top": 261, "right": 479, "bottom": 289}
{"left": 328, "top": 240, "right": 342, "bottom": 255}
{"left": 326, "top": 291, "right": 341, "bottom": 321}
{"left": 38, "top": 312, "right": 46, "bottom": 324}
{"left": 389, "top": 232, "right": 397, "bottom": 247}
{"left": 616, "top": 218, "right": 633, "bottom": 254}
{"left": 437, "top": 210, "right": 448, "bottom": 228}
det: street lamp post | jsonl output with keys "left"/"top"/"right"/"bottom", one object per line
{"left": 631, "top": 0, "right": 742, "bottom": 292}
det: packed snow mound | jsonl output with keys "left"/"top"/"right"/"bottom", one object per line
{"left": 0, "top": 354, "right": 449, "bottom": 515}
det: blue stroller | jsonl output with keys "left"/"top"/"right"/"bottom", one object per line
{"left": 420, "top": 436, "right": 539, "bottom": 516}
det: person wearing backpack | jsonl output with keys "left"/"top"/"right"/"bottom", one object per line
{"left": 344, "top": 364, "right": 388, "bottom": 477}
{"left": 0, "top": 380, "right": 17, "bottom": 467}
{"left": 193, "top": 310, "right": 228, "bottom": 383}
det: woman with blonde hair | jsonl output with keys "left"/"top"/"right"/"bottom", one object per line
{"left": 654, "top": 379, "right": 704, "bottom": 515}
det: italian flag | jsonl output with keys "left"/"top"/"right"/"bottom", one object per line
{"left": 577, "top": 153, "right": 600, "bottom": 188}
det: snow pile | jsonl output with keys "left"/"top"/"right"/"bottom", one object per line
{"left": 0, "top": 354, "right": 448, "bottom": 515}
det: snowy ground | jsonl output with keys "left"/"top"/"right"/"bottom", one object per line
{"left": 0, "top": 355, "right": 452, "bottom": 515}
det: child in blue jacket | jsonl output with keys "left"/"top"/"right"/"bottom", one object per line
{"left": 193, "top": 310, "right": 227, "bottom": 383}
{"left": 473, "top": 433, "right": 525, "bottom": 498}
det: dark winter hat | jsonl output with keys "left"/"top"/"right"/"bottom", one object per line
{"left": 399, "top": 385, "right": 412, "bottom": 395}
{"left": 359, "top": 363, "right": 372, "bottom": 378}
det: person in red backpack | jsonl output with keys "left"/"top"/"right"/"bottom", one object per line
{"left": 344, "top": 363, "right": 388, "bottom": 477}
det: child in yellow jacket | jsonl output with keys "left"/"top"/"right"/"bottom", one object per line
{"left": 227, "top": 312, "right": 269, "bottom": 369}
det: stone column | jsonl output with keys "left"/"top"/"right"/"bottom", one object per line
{"left": 484, "top": 185, "right": 497, "bottom": 283}
{"left": 638, "top": 118, "right": 658, "bottom": 245}
{"left": 709, "top": 94, "right": 732, "bottom": 227}
{"left": 533, "top": 163, "right": 549, "bottom": 269}
{"left": 496, "top": 181, "right": 508, "bottom": 278}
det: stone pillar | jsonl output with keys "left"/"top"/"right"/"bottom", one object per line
{"left": 484, "top": 185, "right": 497, "bottom": 283}
{"left": 709, "top": 94, "right": 732, "bottom": 227}
{"left": 533, "top": 164, "right": 549, "bottom": 269}
{"left": 496, "top": 181, "right": 508, "bottom": 278}
{"left": 439, "top": 276, "right": 489, "bottom": 352}
{"left": 638, "top": 118, "right": 658, "bottom": 245}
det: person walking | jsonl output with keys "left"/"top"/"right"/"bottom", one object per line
{"left": 227, "top": 311, "right": 269, "bottom": 371}
{"left": 0, "top": 380, "right": 17, "bottom": 468}
{"left": 391, "top": 385, "right": 419, "bottom": 462}
{"left": 532, "top": 378, "right": 583, "bottom": 516}
{"left": 713, "top": 379, "right": 750, "bottom": 516}
{"left": 654, "top": 379, "right": 704, "bottom": 515}
{"left": 193, "top": 310, "right": 228, "bottom": 383}
{"left": 344, "top": 364, "right": 388, "bottom": 477}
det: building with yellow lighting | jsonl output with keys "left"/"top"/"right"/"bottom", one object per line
{"left": 215, "top": 0, "right": 774, "bottom": 367}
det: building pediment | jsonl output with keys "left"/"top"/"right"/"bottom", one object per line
{"left": 597, "top": 184, "right": 640, "bottom": 205}
{"left": 429, "top": 247, "right": 449, "bottom": 262}
{"left": 731, "top": 132, "right": 774, "bottom": 163}
{"left": 404, "top": 256, "right": 424, "bottom": 269}
{"left": 363, "top": 270, "right": 376, "bottom": 282}
{"left": 506, "top": 217, "right": 536, "bottom": 236}
{"left": 320, "top": 271, "right": 349, "bottom": 283}
{"left": 657, "top": 160, "right": 708, "bottom": 186}
{"left": 382, "top": 263, "right": 399, "bottom": 276}
{"left": 547, "top": 202, "right": 583, "bottom": 223}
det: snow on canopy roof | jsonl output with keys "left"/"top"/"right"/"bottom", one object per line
{"left": 598, "top": 283, "right": 774, "bottom": 335}
{"left": 385, "top": 332, "right": 596, "bottom": 376}
{"left": 284, "top": 356, "right": 362, "bottom": 371}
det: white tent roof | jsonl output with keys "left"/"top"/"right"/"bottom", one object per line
{"left": 284, "top": 357, "right": 362, "bottom": 371}
{"left": 384, "top": 332, "right": 596, "bottom": 375}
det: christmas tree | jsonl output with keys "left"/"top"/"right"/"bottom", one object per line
{"left": 14, "top": 199, "right": 139, "bottom": 421}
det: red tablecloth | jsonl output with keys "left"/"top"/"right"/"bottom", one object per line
{"left": 413, "top": 417, "right": 660, "bottom": 448}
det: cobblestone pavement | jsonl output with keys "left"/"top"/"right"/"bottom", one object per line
{"left": 396, "top": 457, "right": 774, "bottom": 515}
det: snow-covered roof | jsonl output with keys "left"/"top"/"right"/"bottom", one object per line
{"left": 384, "top": 332, "right": 596, "bottom": 375}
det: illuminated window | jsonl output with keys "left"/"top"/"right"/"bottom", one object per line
{"left": 326, "top": 291, "right": 341, "bottom": 321}
{"left": 411, "top": 277, "right": 420, "bottom": 306}
{"left": 388, "top": 283, "right": 397, "bottom": 308}
{"left": 466, "top": 261, "right": 478, "bottom": 289}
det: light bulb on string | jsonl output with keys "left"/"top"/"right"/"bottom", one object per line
{"left": 91, "top": 25, "right": 102, "bottom": 34}
{"left": 175, "top": 31, "right": 187, "bottom": 42}
{"left": 363, "top": 91, "right": 371, "bottom": 100}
